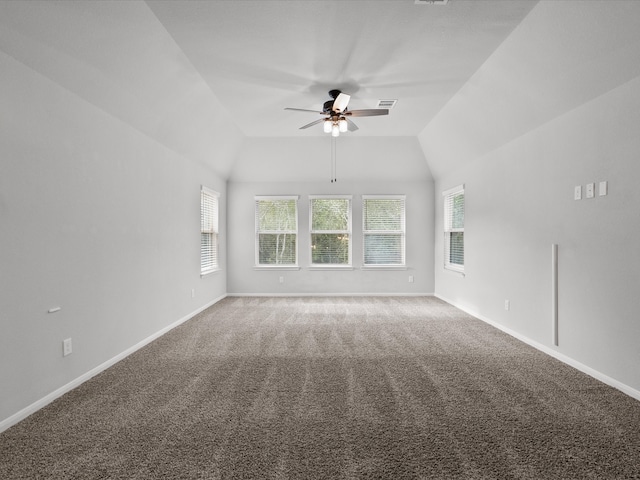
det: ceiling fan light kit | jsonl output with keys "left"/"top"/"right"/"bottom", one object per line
{"left": 324, "top": 117, "right": 348, "bottom": 136}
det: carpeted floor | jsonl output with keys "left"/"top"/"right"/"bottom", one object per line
{"left": 1, "top": 296, "right": 640, "bottom": 479}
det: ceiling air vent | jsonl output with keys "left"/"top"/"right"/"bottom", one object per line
{"left": 377, "top": 99, "right": 397, "bottom": 109}
{"left": 415, "top": 0, "right": 448, "bottom": 5}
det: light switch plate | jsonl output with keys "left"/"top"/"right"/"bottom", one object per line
{"left": 586, "top": 183, "right": 595, "bottom": 199}
{"left": 574, "top": 185, "right": 582, "bottom": 200}
{"left": 599, "top": 181, "right": 608, "bottom": 196}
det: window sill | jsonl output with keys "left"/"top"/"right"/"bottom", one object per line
{"left": 201, "top": 268, "right": 221, "bottom": 278}
{"left": 253, "top": 265, "right": 300, "bottom": 271}
{"left": 308, "top": 265, "right": 354, "bottom": 271}
{"left": 444, "top": 265, "right": 465, "bottom": 277}
{"left": 361, "top": 265, "right": 408, "bottom": 271}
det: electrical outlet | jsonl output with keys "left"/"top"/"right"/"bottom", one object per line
{"left": 279, "top": 276, "right": 284, "bottom": 284}
{"left": 408, "top": 275, "right": 414, "bottom": 283}
{"left": 63, "top": 338, "right": 72, "bottom": 357}
{"left": 504, "top": 300, "right": 510, "bottom": 311}
{"left": 191, "top": 288, "right": 195, "bottom": 298}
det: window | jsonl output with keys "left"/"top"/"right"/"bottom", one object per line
{"left": 255, "top": 196, "right": 298, "bottom": 266}
{"left": 443, "top": 184, "right": 464, "bottom": 272}
{"left": 362, "top": 195, "right": 406, "bottom": 266}
{"left": 200, "top": 186, "right": 219, "bottom": 275}
{"left": 310, "top": 196, "right": 352, "bottom": 266}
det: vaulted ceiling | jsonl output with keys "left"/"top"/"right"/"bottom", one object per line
{"left": 7, "top": 1, "right": 639, "bottom": 183}
{"left": 0, "top": 0, "right": 537, "bottom": 180}
{"left": 0, "top": 0, "right": 541, "bottom": 180}
{"left": 145, "top": 0, "right": 537, "bottom": 138}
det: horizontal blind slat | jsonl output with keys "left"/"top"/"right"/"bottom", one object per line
{"left": 310, "top": 197, "right": 351, "bottom": 265}
{"left": 201, "top": 187, "right": 219, "bottom": 273}
{"left": 363, "top": 197, "right": 405, "bottom": 266}
{"left": 444, "top": 186, "right": 464, "bottom": 269}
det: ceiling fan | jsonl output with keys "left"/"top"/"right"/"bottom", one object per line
{"left": 285, "top": 89, "right": 389, "bottom": 137}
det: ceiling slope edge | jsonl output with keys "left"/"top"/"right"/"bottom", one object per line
{"left": 418, "top": 0, "right": 640, "bottom": 182}
{"left": 0, "top": 0, "right": 245, "bottom": 179}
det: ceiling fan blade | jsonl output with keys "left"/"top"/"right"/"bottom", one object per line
{"left": 285, "top": 107, "right": 324, "bottom": 114}
{"left": 345, "top": 109, "right": 389, "bottom": 117}
{"left": 346, "top": 118, "right": 359, "bottom": 132}
{"left": 299, "top": 118, "right": 325, "bottom": 130}
{"left": 332, "top": 93, "right": 351, "bottom": 113}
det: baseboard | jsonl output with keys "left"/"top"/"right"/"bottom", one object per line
{"left": 434, "top": 294, "right": 640, "bottom": 402}
{"left": 0, "top": 294, "right": 226, "bottom": 434}
{"left": 227, "top": 292, "right": 435, "bottom": 297}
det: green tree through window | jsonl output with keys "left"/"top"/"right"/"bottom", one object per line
{"left": 310, "top": 197, "right": 351, "bottom": 265}
{"left": 255, "top": 197, "right": 297, "bottom": 265}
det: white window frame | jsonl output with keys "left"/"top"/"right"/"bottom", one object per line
{"left": 200, "top": 186, "right": 220, "bottom": 276}
{"left": 443, "top": 184, "right": 465, "bottom": 274}
{"left": 309, "top": 195, "right": 353, "bottom": 269}
{"left": 254, "top": 195, "right": 299, "bottom": 270}
{"left": 362, "top": 195, "right": 406, "bottom": 269}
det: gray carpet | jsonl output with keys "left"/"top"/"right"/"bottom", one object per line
{"left": 1, "top": 296, "right": 640, "bottom": 479}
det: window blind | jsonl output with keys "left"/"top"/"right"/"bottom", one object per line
{"left": 255, "top": 196, "right": 298, "bottom": 265}
{"left": 362, "top": 196, "right": 406, "bottom": 266}
{"left": 443, "top": 185, "right": 464, "bottom": 271}
{"left": 201, "top": 187, "right": 219, "bottom": 274}
{"left": 310, "top": 196, "right": 351, "bottom": 265}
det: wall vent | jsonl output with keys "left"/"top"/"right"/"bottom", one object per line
{"left": 377, "top": 99, "right": 398, "bottom": 109}
{"left": 415, "top": 0, "right": 449, "bottom": 5}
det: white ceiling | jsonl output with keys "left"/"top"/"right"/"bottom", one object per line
{"left": 0, "top": 0, "right": 540, "bottom": 178}
{"left": 146, "top": 0, "right": 538, "bottom": 137}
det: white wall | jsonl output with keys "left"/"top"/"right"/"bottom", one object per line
{"left": 228, "top": 180, "right": 434, "bottom": 295}
{"left": 424, "top": 1, "right": 640, "bottom": 394}
{"left": 229, "top": 136, "right": 432, "bottom": 184}
{"left": 228, "top": 136, "right": 435, "bottom": 295}
{"left": 0, "top": 50, "right": 230, "bottom": 425}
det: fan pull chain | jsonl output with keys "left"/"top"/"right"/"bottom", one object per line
{"left": 330, "top": 136, "right": 337, "bottom": 183}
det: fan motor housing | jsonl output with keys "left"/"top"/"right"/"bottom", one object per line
{"left": 323, "top": 89, "right": 343, "bottom": 113}
{"left": 322, "top": 89, "right": 342, "bottom": 114}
